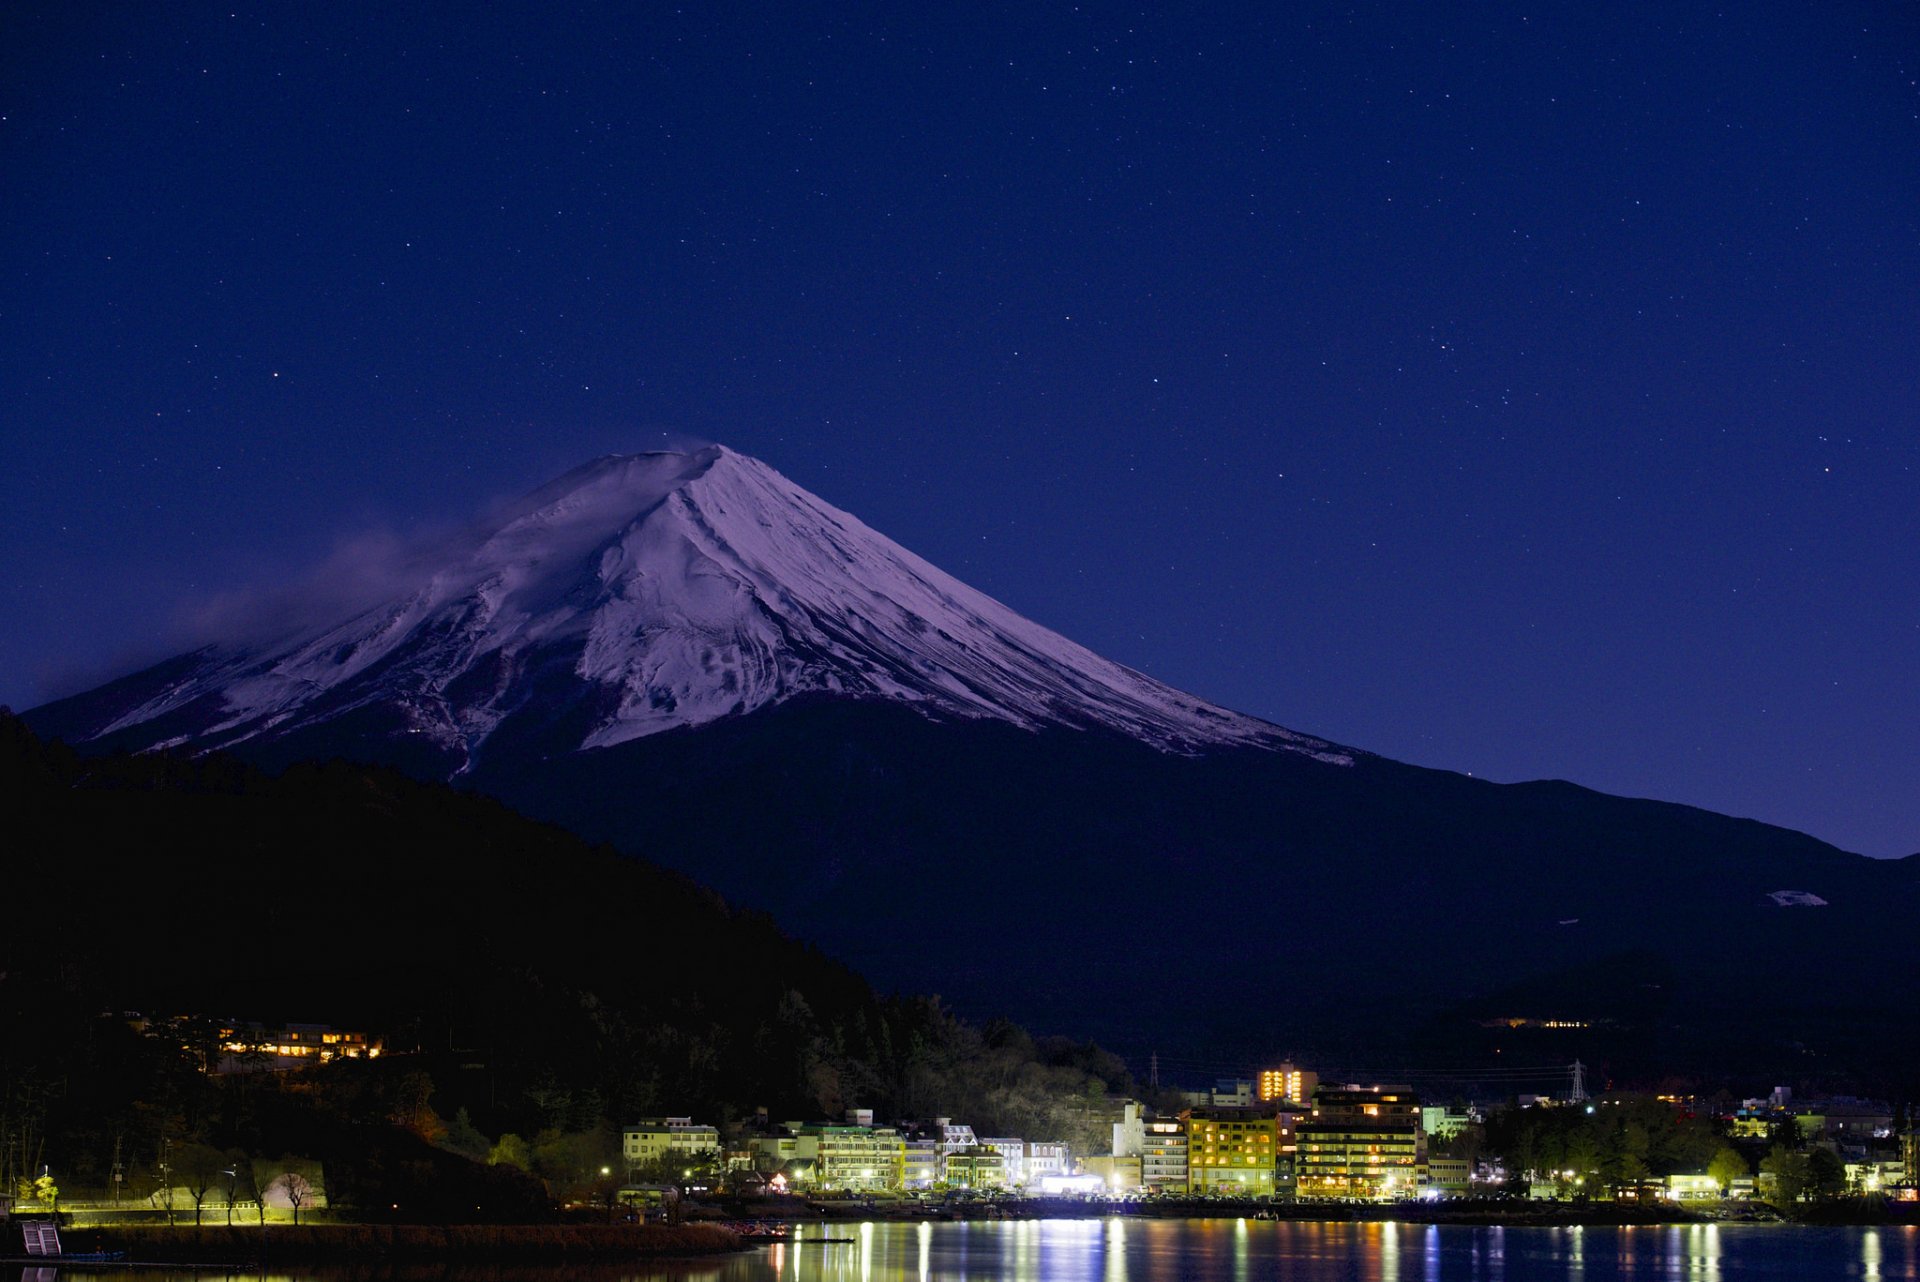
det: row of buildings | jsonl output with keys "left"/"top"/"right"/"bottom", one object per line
{"left": 623, "top": 1112, "right": 1070, "bottom": 1193}
{"left": 623, "top": 1070, "right": 1440, "bottom": 1200}
{"left": 1111, "top": 1084, "right": 1430, "bottom": 1200}
{"left": 625, "top": 1064, "right": 1920, "bottom": 1203}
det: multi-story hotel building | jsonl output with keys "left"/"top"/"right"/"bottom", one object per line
{"left": 1142, "top": 1117, "right": 1189, "bottom": 1192}
{"left": 804, "top": 1123, "right": 906, "bottom": 1190}
{"left": 1295, "top": 1086, "right": 1422, "bottom": 1200}
{"left": 623, "top": 1118, "right": 722, "bottom": 1173}
{"left": 1184, "top": 1107, "right": 1278, "bottom": 1196}
{"left": 1257, "top": 1063, "right": 1319, "bottom": 1106}
{"left": 945, "top": 1146, "right": 1007, "bottom": 1189}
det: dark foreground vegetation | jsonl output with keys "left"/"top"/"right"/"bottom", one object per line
{"left": 58, "top": 1223, "right": 738, "bottom": 1261}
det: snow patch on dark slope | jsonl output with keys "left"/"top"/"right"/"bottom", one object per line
{"left": 40, "top": 447, "right": 1348, "bottom": 766}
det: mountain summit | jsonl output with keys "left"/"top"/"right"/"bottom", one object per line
{"left": 34, "top": 446, "right": 1345, "bottom": 769}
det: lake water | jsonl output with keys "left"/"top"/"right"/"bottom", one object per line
{"left": 734, "top": 1220, "right": 1914, "bottom": 1280}
{"left": 35, "top": 1219, "right": 1920, "bottom": 1281}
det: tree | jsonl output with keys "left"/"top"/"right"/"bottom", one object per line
{"left": 16, "top": 1173, "right": 58, "bottom": 1211}
{"left": 154, "top": 1137, "right": 177, "bottom": 1225}
{"left": 1760, "top": 1144, "right": 1809, "bottom": 1209}
{"left": 442, "top": 1108, "right": 492, "bottom": 1162}
{"left": 388, "top": 1071, "right": 444, "bottom": 1144}
{"left": 1430, "top": 1122, "right": 1486, "bottom": 1169}
{"left": 175, "top": 1143, "right": 228, "bottom": 1226}
{"left": 1806, "top": 1148, "right": 1847, "bottom": 1200}
{"left": 265, "top": 1171, "right": 315, "bottom": 1225}
{"left": 1707, "top": 1146, "right": 1748, "bottom": 1196}
{"left": 167, "top": 1014, "right": 230, "bottom": 1075}
{"left": 1606, "top": 1120, "right": 1652, "bottom": 1185}
{"left": 221, "top": 1151, "right": 254, "bottom": 1226}
{"left": 488, "top": 1132, "right": 532, "bottom": 1171}
{"left": 1563, "top": 1133, "right": 1603, "bottom": 1198}
{"left": 256, "top": 1158, "right": 322, "bottom": 1224}
{"left": 532, "top": 1126, "right": 617, "bottom": 1202}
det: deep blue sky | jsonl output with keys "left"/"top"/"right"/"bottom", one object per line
{"left": 4, "top": 3, "right": 1916, "bottom": 856}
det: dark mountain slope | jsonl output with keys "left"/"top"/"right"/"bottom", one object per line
{"left": 454, "top": 697, "right": 1919, "bottom": 1085}
{"left": 0, "top": 712, "right": 1129, "bottom": 1132}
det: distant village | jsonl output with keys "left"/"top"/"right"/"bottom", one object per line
{"left": 639, "top": 1065, "right": 1919, "bottom": 1207}
{"left": 19, "top": 1020, "right": 1917, "bottom": 1222}
{"left": 230, "top": 1026, "right": 1919, "bottom": 1206}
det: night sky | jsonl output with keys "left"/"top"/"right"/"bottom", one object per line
{"left": 4, "top": 4, "right": 1916, "bottom": 856}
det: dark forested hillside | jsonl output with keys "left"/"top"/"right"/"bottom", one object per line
{"left": 458, "top": 698, "right": 1920, "bottom": 1093}
{"left": 0, "top": 713, "right": 1134, "bottom": 1212}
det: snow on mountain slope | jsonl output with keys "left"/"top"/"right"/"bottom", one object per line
{"left": 55, "top": 447, "right": 1350, "bottom": 766}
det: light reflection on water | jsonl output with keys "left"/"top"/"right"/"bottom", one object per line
{"left": 30, "top": 1220, "right": 1920, "bottom": 1282}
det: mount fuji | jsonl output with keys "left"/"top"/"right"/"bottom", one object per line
{"left": 35, "top": 446, "right": 1343, "bottom": 771}
{"left": 27, "top": 447, "right": 1919, "bottom": 1079}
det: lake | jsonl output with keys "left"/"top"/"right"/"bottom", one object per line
{"left": 32, "top": 1219, "right": 1920, "bottom": 1281}
{"left": 735, "top": 1220, "right": 1913, "bottom": 1280}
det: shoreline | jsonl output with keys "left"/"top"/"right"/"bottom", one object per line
{"left": 43, "top": 1200, "right": 1912, "bottom": 1267}
{"left": 718, "top": 1194, "right": 1913, "bottom": 1230}
{"left": 54, "top": 1224, "right": 742, "bottom": 1265}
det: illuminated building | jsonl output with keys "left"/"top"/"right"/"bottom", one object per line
{"left": 980, "top": 1138, "right": 1028, "bottom": 1186}
{"left": 1845, "top": 1160, "right": 1908, "bottom": 1194}
{"left": 895, "top": 1117, "right": 988, "bottom": 1186}
{"left": 1112, "top": 1102, "right": 1146, "bottom": 1160}
{"left": 1662, "top": 1173, "right": 1721, "bottom": 1200}
{"left": 1420, "top": 1106, "right": 1476, "bottom": 1139}
{"left": 1728, "top": 1111, "right": 1781, "bottom": 1139}
{"left": 932, "top": 1119, "right": 979, "bottom": 1157}
{"left": 1295, "top": 1086, "right": 1422, "bottom": 1200}
{"left": 623, "top": 1118, "right": 721, "bottom": 1172}
{"left": 739, "top": 1129, "right": 812, "bottom": 1177}
{"left": 215, "top": 1022, "right": 382, "bottom": 1072}
{"left": 1142, "top": 1117, "right": 1188, "bottom": 1192}
{"left": 1184, "top": 1107, "right": 1278, "bottom": 1196}
{"left": 1422, "top": 1156, "right": 1471, "bottom": 1196}
{"left": 1214, "top": 1079, "right": 1256, "bottom": 1107}
{"left": 1257, "top": 1063, "right": 1318, "bottom": 1105}
{"left": 945, "top": 1145, "right": 1006, "bottom": 1189}
{"left": 801, "top": 1123, "right": 905, "bottom": 1190}
{"left": 1273, "top": 1106, "right": 1306, "bottom": 1199}
{"left": 1025, "top": 1141, "right": 1071, "bottom": 1183}
{"left": 902, "top": 1140, "right": 939, "bottom": 1189}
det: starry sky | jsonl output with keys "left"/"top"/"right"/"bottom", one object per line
{"left": 3, "top": 3, "right": 1916, "bottom": 856}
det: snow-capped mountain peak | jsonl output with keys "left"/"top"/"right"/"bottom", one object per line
{"left": 43, "top": 446, "right": 1350, "bottom": 768}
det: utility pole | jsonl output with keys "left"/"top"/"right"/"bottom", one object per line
{"left": 159, "top": 1137, "right": 175, "bottom": 1226}
{"left": 110, "top": 1135, "right": 123, "bottom": 1208}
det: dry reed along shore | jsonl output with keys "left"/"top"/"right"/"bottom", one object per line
{"left": 61, "top": 1223, "right": 741, "bottom": 1262}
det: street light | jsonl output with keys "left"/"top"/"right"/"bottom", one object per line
{"left": 222, "top": 1169, "right": 237, "bottom": 1226}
